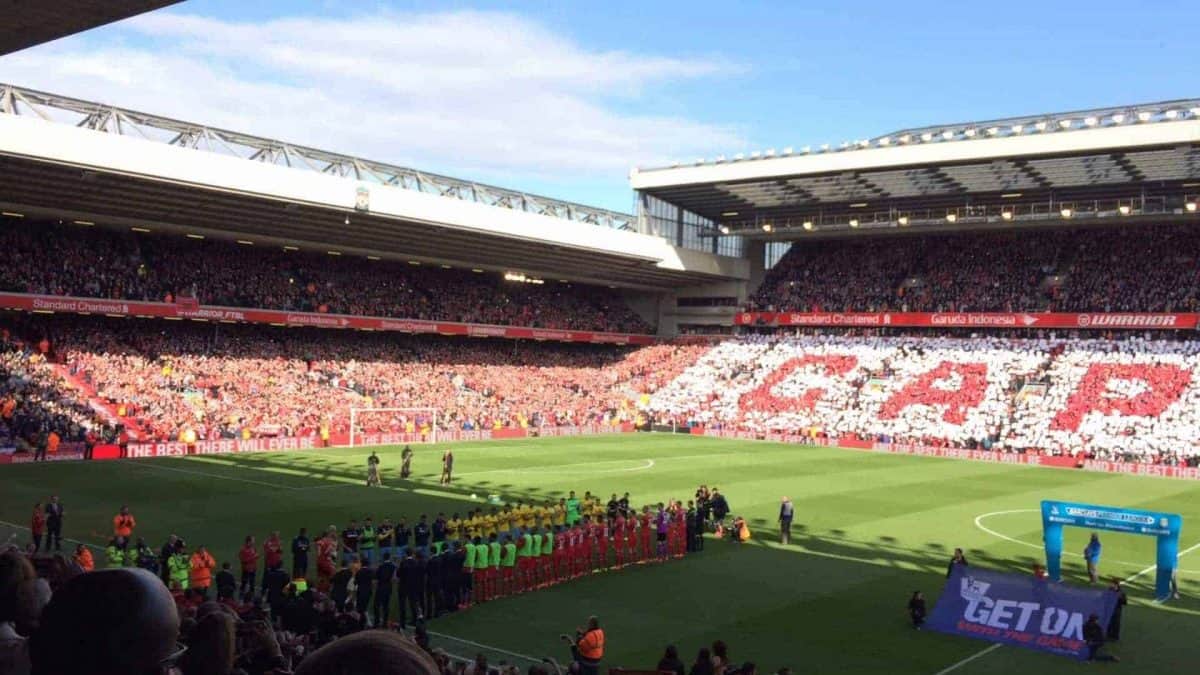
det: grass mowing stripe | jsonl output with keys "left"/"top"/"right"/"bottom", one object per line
{"left": 3, "top": 434, "right": 1198, "bottom": 673}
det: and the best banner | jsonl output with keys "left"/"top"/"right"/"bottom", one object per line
{"left": 0, "top": 292, "right": 655, "bottom": 345}
{"left": 735, "top": 311, "right": 1200, "bottom": 330}
{"left": 928, "top": 565, "right": 1118, "bottom": 660}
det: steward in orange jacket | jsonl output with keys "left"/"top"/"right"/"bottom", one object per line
{"left": 190, "top": 546, "right": 216, "bottom": 593}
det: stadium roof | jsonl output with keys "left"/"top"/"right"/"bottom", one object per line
{"left": 632, "top": 99, "right": 1200, "bottom": 240}
{"left": 0, "top": 1, "right": 181, "bottom": 56}
{"left": 0, "top": 84, "right": 746, "bottom": 289}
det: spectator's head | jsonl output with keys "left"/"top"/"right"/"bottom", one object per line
{"left": 694, "top": 648, "right": 711, "bottom": 665}
{"left": 295, "top": 630, "right": 439, "bottom": 675}
{"left": 30, "top": 568, "right": 181, "bottom": 675}
{"left": 662, "top": 645, "right": 680, "bottom": 662}
{"left": 0, "top": 550, "right": 36, "bottom": 624}
{"left": 712, "top": 640, "right": 728, "bottom": 661}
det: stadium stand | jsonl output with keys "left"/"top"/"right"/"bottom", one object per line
{"left": 649, "top": 334, "right": 1200, "bottom": 464}
{"left": 0, "top": 316, "right": 706, "bottom": 444}
{"left": 0, "top": 218, "right": 652, "bottom": 334}
{"left": 748, "top": 223, "right": 1200, "bottom": 313}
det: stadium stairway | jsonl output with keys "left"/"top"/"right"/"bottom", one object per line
{"left": 51, "top": 362, "right": 151, "bottom": 440}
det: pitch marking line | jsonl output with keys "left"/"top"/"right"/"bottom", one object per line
{"left": 973, "top": 510, "right": 1200, "bottom": 573}
{"left": 0, "top": 519, "right": 105, "bottom": 551}
{"left": 931, "top": 643, "right": 1002, "bottom": 675}
{"left": 426, "top": 629, "right": 544, "bottom": 664}
{"left": 941, "top": 514, "right": 1200, "bottom": 673}
{"left": 126, "top": 460, "right": 311, "bottom": 490}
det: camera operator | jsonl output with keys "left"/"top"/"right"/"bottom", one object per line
{"left": 561, "top": 615, "right": 604, "bottom": 675}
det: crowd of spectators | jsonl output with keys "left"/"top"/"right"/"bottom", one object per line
{"left": 0, "top": 218, "right": 651, "bottom": 334}
{"left": 650, "top": 334, "right": 1200, "bottom": 463}
{"left": 0, "top": 329, "right": 102, "bottom": 449}
{"left": 11, "top": 316, "right": 705, "bottom": 443}
{"left": 749, "top": 224, "right": 1200, "bottom": 313}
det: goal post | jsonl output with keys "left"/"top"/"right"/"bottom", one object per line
{"left": 348, "top": 407, "right": 439, "bottom": 447}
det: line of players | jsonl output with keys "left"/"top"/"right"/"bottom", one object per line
{"left": 309, "top": 493, "right": 700, "bottom": 625}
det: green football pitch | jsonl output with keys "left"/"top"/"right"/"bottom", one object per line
{"left": 2, "top": 434, "right": 1199, "bottom": 674}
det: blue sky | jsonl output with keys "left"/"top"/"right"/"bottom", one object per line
{"left": 1, "top": 0, "right": 1196, "bottom": 212}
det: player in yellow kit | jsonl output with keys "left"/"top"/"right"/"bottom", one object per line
{"left": 553, "top": 499, "right": 567, "bottom": 528}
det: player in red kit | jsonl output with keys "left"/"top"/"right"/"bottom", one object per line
{"left": 316, "top": 530, "right": 337, "bottom": 592}
{"left": 554, "top": 526, "right": 568, "bottom": 578}
{"left": 640, "top": 509, "right": 655, "bottom": 563}
{"left": 672, "top": 507, "right": 687, "bottom": 557}
{"left": 263, "top": 530, "right": 284, "bottom": 573}
{"left": 612, "top": 513, "right": 628, "bottom": 568}
{"left": 595, "top": 515, "right": 610, "bottom": 571}
{"left": 583, "top": 516, "right": 597, "bottom": 569}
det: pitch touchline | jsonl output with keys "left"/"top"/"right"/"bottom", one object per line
{"left": 426, "top": 629, "right": 544, "bottom": 663}
{"left": 0, "top": 519, "right": 105, "bottom": 551}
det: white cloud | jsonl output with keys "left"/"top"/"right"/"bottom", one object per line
{"left": 0, "top": 9, "right": 745, "bottom": 200}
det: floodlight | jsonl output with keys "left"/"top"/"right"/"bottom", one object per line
{"left": 762, "top": 223, "right": 773, "bottom": 232}
{"left": 920, "top": 133, "right": 933, "bottom": 142}
{"left": 945, "top": 213, "right": 958, "bottom": 223}
{"left": 1118, "top": 205, "right": 1131, "bottom": 216}
{"left": 941, "top": 130, "right": 954, "bottom": 140}
{"left": 1165, "top": 109, "right": 1180, "bottom": 120}
{"left": 897, "top": 216, "right": 909, "bottom": 226}
{"left": 1001, "top": 210, "right": 1014, "bottom": 221}
{"left": 964, "top": 128, "right": 977, "bottom": 138}
{"left": 802, "top": 221, "right": 814, "bottom": 231}
{"left": 1060, "top": 208, "right": 1073, "bottom": 218}
{"left": 1137, "top": 111, "right": 1152, "bottom": 122}
{"left": 1083, "top": 116, "right": 1099, "bottom": 127}
{"left": 1111, "top": 113, "right": 1126, "bottom": 124}
{"left": 848, "top": 218, "right": 859, "bottom": 228}
{"left": 1187, "top": 201, "right": 1198, "bottom": 213}
{"left": 1034, "top": 121, "right": 1048, "bottom": 131}
{"left": 719, "top": 225, "right": 731, "bottom": 234}
{"left": 1058, "top": 119, "right": 1072, "bottom": 129}
{"left": 985, "top": 127, "right": 1000, "bottom": 136}
{"left": 1011, "top": 124, "right": 1024, "bottom": 134}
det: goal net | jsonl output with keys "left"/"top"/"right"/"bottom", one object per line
{"left": 348, "top": 407, "right": 439, "bottom": 447}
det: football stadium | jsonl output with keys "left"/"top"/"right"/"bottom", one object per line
{"left": 2, "top": 3, "right": 1200, "bottom": 675}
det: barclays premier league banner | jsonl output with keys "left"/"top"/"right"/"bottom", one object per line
{"left": 927, "top": 566, "right": 1118, "bottom": 660}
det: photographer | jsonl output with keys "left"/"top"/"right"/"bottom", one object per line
{"left": 562, "top": 615, "right": 604, "bottom": 675}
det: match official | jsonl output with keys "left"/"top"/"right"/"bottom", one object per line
{"left": 778, "top": 497, "right": 794, "bottom": 545}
